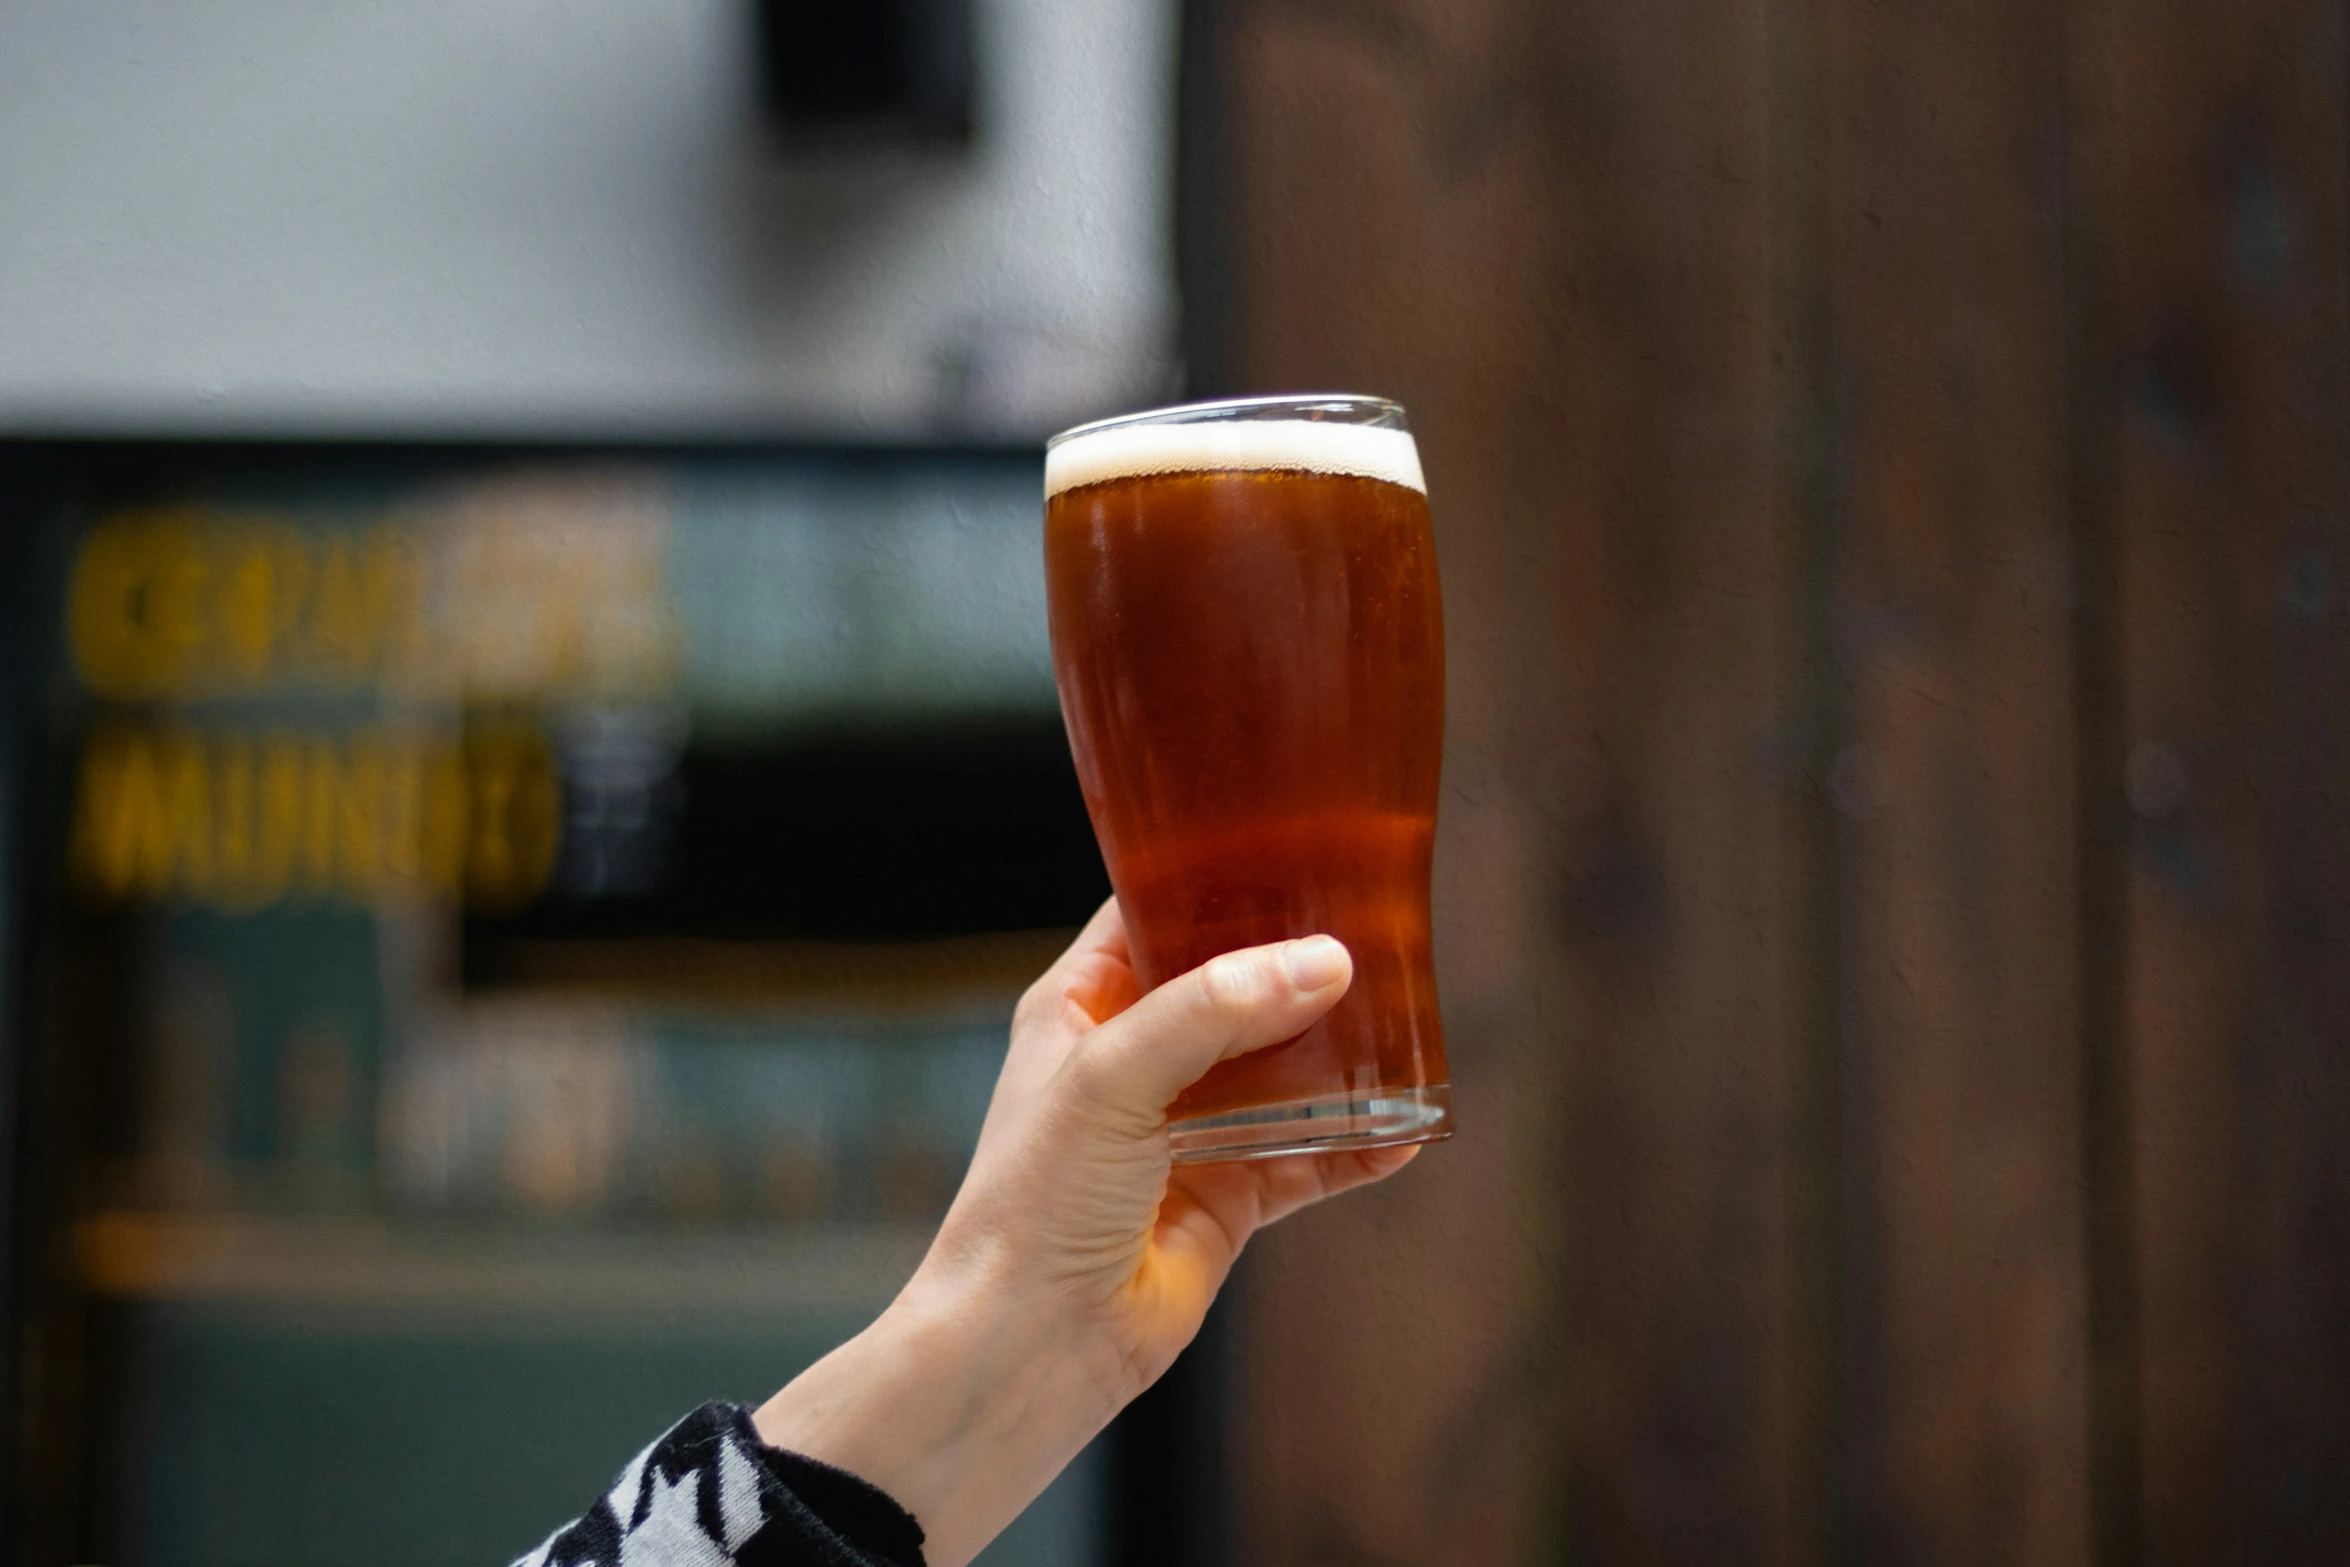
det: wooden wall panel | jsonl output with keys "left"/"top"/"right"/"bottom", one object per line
{"left": 1218, "top": 6, "right": 1589, "bottom": 1562}
{"left": 2096, "top": 0, "right": 2350, "bottom": 1560}
{"left": 1216, "top": 0, "right": 1791, "bottom": 1561}
{"left": 1822, "top": 0, "right": 2092, "bottom": 1559}
{"left": 1205, "top": 0, "right": 2348, "bottom": 1561}
{"left": 1525, "top": 1, "right": 1792, "bottom": 1558}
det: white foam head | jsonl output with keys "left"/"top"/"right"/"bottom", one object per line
{"left": 1046, "top": 417, "right": 1426, "bottom": 499}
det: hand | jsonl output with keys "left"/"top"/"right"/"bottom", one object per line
{"left": 754, "top": 899, "right": 1423, "bottom": 1567}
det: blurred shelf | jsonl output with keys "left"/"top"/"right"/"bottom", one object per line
{"left": 76, "top": 1210, "right": 931, "bottom": 1319}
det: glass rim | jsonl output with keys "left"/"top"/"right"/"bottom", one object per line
{"left": 1046, "top": 392, "right": 1407, "bottom": 449}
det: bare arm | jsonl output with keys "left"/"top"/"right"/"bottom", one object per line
{"left": 753, "top": 899, "right": 1418, "bottom": 1567}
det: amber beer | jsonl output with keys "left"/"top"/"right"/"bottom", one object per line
{"left": 1044, "top": 395, "right": 1449, "bottom": 1160}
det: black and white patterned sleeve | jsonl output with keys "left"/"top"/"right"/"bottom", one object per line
{"left": 509, "top": 1403, "right": 926, "bottom": 1567}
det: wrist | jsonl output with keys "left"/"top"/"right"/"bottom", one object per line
{"left": 754, "top": 1264, "right": 1126, "bottom": 1567}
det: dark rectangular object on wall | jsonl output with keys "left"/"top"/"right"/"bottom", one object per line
{"left": 753, "top": 0, "right": 974, "bottom": 146}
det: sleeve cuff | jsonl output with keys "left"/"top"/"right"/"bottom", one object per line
{"left": 720, "top": 1403, "right": 928, "bottom": 1567}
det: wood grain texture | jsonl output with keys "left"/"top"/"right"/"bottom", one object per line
{"left": 1821, "top": 0, "right": 2093, "bottom": 1557}
{"left": 2093, "top": 0, "right": 2350, "bottom": 1560}
{"left": 1217, "top": 3, "right": 1588, "bottom": 1559}
{"left": 1215, "top": 0, "right": 1793, "bottom": 1561}
{"left": 1202, "top": 0, "right": 2349, "bottom": 1560}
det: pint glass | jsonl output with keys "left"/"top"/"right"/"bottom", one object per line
{"left": 1043, "top": 394, "right": 1450, "bottom": 1161}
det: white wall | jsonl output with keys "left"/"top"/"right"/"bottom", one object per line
{"left": 0, "top": 0, "right": 1177, "bottom": 440}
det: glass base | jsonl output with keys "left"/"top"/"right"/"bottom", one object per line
{"left": 1167, "top": 1083, "right": 1452, "bottom": 1163}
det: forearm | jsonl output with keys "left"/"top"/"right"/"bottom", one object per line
{"left": 753, "top": 1267, "right": 1129, "bottom": 1567}
{"left": 509, "top": 920, "right": 1407, "bottom": 1567}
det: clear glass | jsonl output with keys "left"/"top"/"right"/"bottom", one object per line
{"left": 1043, "top": 394, "right": 1452, "bottom": 1160}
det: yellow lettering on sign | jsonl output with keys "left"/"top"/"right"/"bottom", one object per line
{"left": 462, "top": 725, "right": 565, "bottom": 913}
{"left": 74, "top": 728, "right": 214, "bottom": 897}
{"left": 71, "top": 725, "right": 559, "bottom": 913}
{"left": 304, "top": 738, "right": 384, "bottom": 897}
{"left": 67, "top": 514, "right": 429, "bottom": 697}
{"left": 69, "top": 513, "right": 213, "bottom": 701}
{"left": 312, "top": 533, "right": 413, "bottom": 679}
{"left": 211, "top": 734, "right": 298, "bottom": 910}
{"left": 215, "top": 529, "right": 312, "bottom": 683}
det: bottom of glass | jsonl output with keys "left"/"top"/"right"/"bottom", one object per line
{"left": 1167, "top": 1083, "right": 1453, "bottom": 1164}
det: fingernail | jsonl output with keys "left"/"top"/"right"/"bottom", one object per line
{"left": 1282, "top": 935, "right": 1348, "bottom": 991}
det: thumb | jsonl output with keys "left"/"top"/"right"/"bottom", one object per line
{"left": 1060, "top": 936, "right": 1352, "bottom": 1126}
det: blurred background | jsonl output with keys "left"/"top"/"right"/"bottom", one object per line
{"left": 0, "top": 0, "right": 2343, "bottom": 1564}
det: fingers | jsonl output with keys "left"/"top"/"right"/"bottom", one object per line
{"left": 1062, "top": 936, "right": 1352, "bottom": 1125}
{"left": 1153, "top": 1143, "right": 1424, "bottom": 1292}
{"left": 1017, "top": 899, "right": 1136, "bottom": 1036}
{"left": 1183, "top": 1142, "right": 1420, "bottom": 1236}
{"left": 1254, "top": 1143, "right": 1420, "bottom": 1226}
{"left": 1028, "top": 899, "right": 1128, "bottom": 1001}
{"left": 1065, "top": 897, "right": 1130, "bottom": 965}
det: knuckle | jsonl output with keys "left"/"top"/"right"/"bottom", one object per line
{"left": 1198, "top": 954, "right": 1246, "bottom": 1013}
{"left": 1200, "top": 949, "right": 1271, "bottom": 1016}
{"left": 1012, "top": 967, "right": 1081, "bottom": 1037}
{"left": 1012, "top": 978, "right": 1050, "bottom": 1032}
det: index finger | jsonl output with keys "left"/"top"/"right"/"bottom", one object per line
{"left": 1036, "top": 898, "right": 1137, "bottom": 1016}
